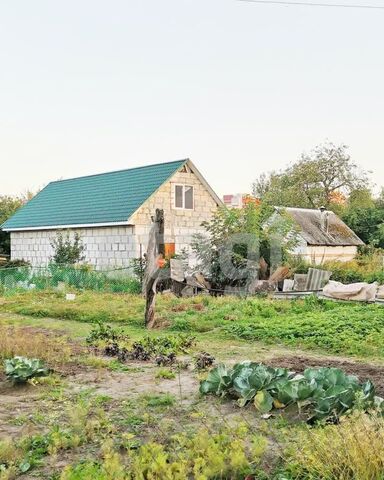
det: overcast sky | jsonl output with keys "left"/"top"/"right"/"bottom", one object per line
{"left": 1, "top": 0, "right": 383, "bottom": 198}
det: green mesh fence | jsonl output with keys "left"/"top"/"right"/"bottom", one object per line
{"left": 0, "top": 265, "right": 141, "bottom": 295}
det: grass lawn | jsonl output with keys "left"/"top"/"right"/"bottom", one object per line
{"left": 2, "top": 290, "right": 384, "bottom": 358}
{"left": 1, "top": 290, "right": 384, "bottom": 479}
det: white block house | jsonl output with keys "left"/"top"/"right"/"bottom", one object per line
{"left": 2, "top": 159, "right": 222, "bottom": 269}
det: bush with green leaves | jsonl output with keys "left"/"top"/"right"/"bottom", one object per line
{"left": 4, "top": 356, "right": 49, "bottom": 384}
{"left": 191, "top": 202, "right": 296, "bottom": 291}
{"left": 200, "top": 362, "right": 381, "bottom": 422}
{"left": 86, "top": 320, "right": 128, "bottom": 345}
{"left": 50, "top": 231, "right": 85, "bottom": 265}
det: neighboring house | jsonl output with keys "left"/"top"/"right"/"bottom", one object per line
{"left": 2, "top": 159, "right": 222, "bottom": 269}
{"left": 223, "top": 193, "right": 260, "bottom": 209}
{"left": 274, "top": 206, "right": 364, "bottom": 264}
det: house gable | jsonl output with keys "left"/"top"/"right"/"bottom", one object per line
{"left": 130, "top": 160, "right": 221, "bottom": 247}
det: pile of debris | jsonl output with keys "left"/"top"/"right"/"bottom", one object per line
{"left": 169, "top": 258, "right": 384, "bottom": 304}
{"left": 280, "top": 267, "right": 384, "bottom": 304}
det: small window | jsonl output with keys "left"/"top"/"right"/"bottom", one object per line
{"left": 185, "top": 186, "right": 193, "bottom": 209}
{"left": 174, "top": 185, "right": 194, "bottom": 210}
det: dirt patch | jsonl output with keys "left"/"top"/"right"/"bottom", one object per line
{"left": 0, "top": 381, "right": 43, "bottom": 438}
{"left": 67, "top": 361, "right": 199, "bottom": 402}
{"left": 269, "top": 355, "right": 384, "bottom": 395}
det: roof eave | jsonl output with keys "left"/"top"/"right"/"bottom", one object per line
{"left": 3, "top": 221, "right": 135, "bottom": 232}
{"left": 186, "top": 160, "right": 224, "bottom": 207}
{"left": 306, "top": 242, "right": 364, "bottom": 247}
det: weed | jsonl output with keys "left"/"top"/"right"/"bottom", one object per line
{"left": 80, "top": 355, "right": 110, "bottom": 369}
{"left": 60, "top": 424, "right": 267, "bottom": 480}
{"left": 5, "top": 291, "right": 384, "bottom": 358}
{"left": 0, "top": 325, "right": 73, "bottom": 370}
{"left": 283, "top": 411, "right": 384, "bottom": 479}
{"left": 155, "top": 368, "right": 176, "bottom": 380}
{"left": 143, "top": 393, "right": 176, "bottom": 408}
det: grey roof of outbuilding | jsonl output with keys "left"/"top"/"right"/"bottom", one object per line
{"left": 277, "top": 207, "right": 364, "bottom": 246}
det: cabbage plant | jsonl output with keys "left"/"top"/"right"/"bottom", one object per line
{"left": 200, "top": 362, "right": 381, "bottom": 421}
{"left": 4, "top": 356, "right": 49, "bottom": 384}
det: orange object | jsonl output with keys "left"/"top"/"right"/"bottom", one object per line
{"left": 156, "top": 255, "right": 167, "bottom": 268}
{"left": 243, "top": 195, "right": 261, "bottom": 206}
{"left": 328, "top": 190, "right": 347, "bottom": 205}
{"left": 164, "top": 243, "right": 176, "bottom": 259}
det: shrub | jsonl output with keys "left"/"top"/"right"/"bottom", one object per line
{"left": 86, "top": 321, "right": 128, "bottom": 346}
{"left": 50, "top": 231, "right": 85, "bottom": 265}
{"left": 191, "top": 202, "right": 295, "bottom": 291}
{"left": 4, "top": 356, "right": 50, "bottom": 384}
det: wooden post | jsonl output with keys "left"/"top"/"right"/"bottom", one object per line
{"left": 143, "top": 209, "right": 164, "bottom": 328}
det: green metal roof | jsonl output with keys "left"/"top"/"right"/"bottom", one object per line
{"left": 2, "top": 159, "right": 187, "bottom": 230}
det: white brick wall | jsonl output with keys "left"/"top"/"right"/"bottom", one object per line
{"left": 10, "top": 226, "right": 136, "bottom": 269}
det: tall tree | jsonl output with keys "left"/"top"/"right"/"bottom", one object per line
{"left": 253, "top": 142, "right": 368, "bottom": 209}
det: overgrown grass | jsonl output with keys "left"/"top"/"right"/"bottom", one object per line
{"left": 288, "top": 252, "right": 384, "bottom": 285}
{"left": 0, "top": 324, "right": 74, "bottom": 369}
{"left": 0, "top": 290, "right": 145, "bottom": 325}
{"left": 60, "top": 424, "right": 267, "bottom": 480}
{"left": 2, "top": 291, "right": 384, "bottom": 358}
{"left": 283, "top": 411, "right": 384, "bottom": 479}
{"left": 0, "top": 394, "right": 114, "bottom": 477}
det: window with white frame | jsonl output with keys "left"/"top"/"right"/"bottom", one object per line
{"left": 174, "top": 184, "right": 194, "bottom": 210}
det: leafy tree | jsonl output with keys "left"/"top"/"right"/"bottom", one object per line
{"left": 253, "top": 142, "right": 368, "bottom": 209}
{"left": 0, "top": 194, "right": 31, "bottom": 254}
{"left": 339, "top": 188, "right": 384, "bottom": 247}
{"left": 342, "top": 207, "right": 384, "bottom": 246}
{"left": 191, "top": 203, "right": 296, "bottom": 291}
{"left": 348, "top": 188, "right": 375, "bottom": 209}
{"left": 50, "top": 231, "right": 86, "bottom": 265}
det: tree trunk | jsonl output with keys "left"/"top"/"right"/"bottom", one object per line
{"left": 143, "top": 209, "right": 164, "bottom": 328}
